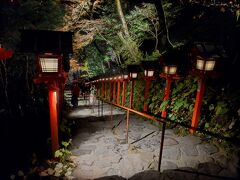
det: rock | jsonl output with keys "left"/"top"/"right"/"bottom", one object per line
{"left": 72, "top": 163, "right": 94, "bottom": 179}
{"left": 212, "top": 154, "right": 228, "bottom": 168}
{"left": 72, "top": 144, "right": 97, "bottom": 156}
{"left": 160, "top": 161, "right": 178, "bottom": 171}
{"left": 94, "top": 175, "right": 126, "bottom": 180}
{"left": 203, "top": 144, "right": 219, "bottom": 155}
{"left": 176, "top": 135, "right": 201, "bottom": 145}
{"left": 119, "top": 154, "right": 145, "bottom": 178}
{"left": 78, "top": 154, "right": 96, "bottom": 166}
{"left": 179, "top": 160, "right": 199, "bottom": 169}
{"left": 95, "top": 146, "right": 110, "bottom": 155}
{"left": 106, "top": 168, "right": 121, "bottom": 176}
{"left": 162, "top": 147, "right": 181, "bottom": 160}
{"left": 94, "top": 158, "right": 113, "bottom": 168}
{"left": 161, "top": 168, "right": 198, "bottom": 180}
{"left": 103, "top": 137, "right": 118, "bottom": 144}
{"left": 129, "top": 132, "right": 142, "bottom": 140}
{"left": 46, "top": 168, "right": 55, "bottom": 175}
{"left": 129, "top": 170, "right": 161, "bottom": 180}
{"left": 180, "top": 145, "right": 199, "bottom": 156}
{"left": 197, "top": 162, "right": 222, "bottom": 175}
{"left": 39, "top": 171, "right": 48, "bottom": 177}
{"left": 72, "top": 148, "right": 92, "bottom": 156}
{"left": 164, "top": 129, "right": 176, "bottom": 136}
{"left": 197, "top": 144, "right": 219, "bottom": 155}
{"left": 62, "top": 176, "right": 77, "bottom": 180}
{"left": 163, "top": 137, "right": 179, "bottom": 146}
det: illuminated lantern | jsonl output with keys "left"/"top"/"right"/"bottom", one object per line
{"left": 20, "top": 30, "right": 73, "bottom": 156}
{"left": 163, "top": 65, "right": 177, "bottom": 75}
{"left": 190, "top": 42, "right": 220, "bottom": 134}
{"left": 141, "top": 60, "right": 159, "bottom": 112}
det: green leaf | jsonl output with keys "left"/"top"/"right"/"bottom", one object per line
{"left": 160, "top": 100, "right": 169, "bottom": 111}
{"left": 55, "top": 150, "right": 63, "bottom": 158}
{"left": 170, "top": 114, "right": 176, "bottom": 121}
{"left": 237, "top": 9, "right": 240, "bottom": 21}
{"left": 62, "top": 141, "right": 69, "bottom": 148}
{"left": 209, "top": 104, "right": 214, "bottom": 111}
{"left": 189, "top": 104, "right": 194, "bottom": 112}
{"left": 205, "top": 123, "right": 209, "bottom": 129}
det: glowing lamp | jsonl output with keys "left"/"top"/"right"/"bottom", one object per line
{"left": 129, "top": 72, "right": 138, "bottom": 79}
{"left": 164, "top": 65, "right": 177, "bottom": 75}
{"left": 127, "top": 64, "right": 141, "bottom": 79}
{"left": 141, "top": 60, "right": 159, "bottom": 78}
{"left": 196, "top": 57, "right": 216, "bottom": 71}
{"left": 39, "top": 57, "right": 59, "bottom": 72}
{"left": 122, "top": 69, "right": 129, "bottom": 80}
{"left": 144, "top": 70, "right": 154, "bottom": 77}
{"left": 123, "top": 74, "right": 129, "bottom": 79}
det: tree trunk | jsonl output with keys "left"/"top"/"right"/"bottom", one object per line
{"left": 154, "top": 0, "right": 173, "bottom": 49}
{"left": 0, "top": 60, "right": 11, "bottom": 113}
{"left": 115, "top": 0, "right": 130, "bottom": 37}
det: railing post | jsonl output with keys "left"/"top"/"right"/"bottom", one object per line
{"left": 117, "top": 80, "right": 121, "bottom": 105}
{"left": 161, "top": 77, "right": 172, "bottom": 118}
{"left": 122, "top": 80, "right": 127, "bottom": 106}
{"left": 158, "top": 122, "right": 166, "bottom": 172}
{"left": 113, "top": 81, "right": 116, "bottom": 103}
{"left": 126, "top": 110, "right": 130, "bottom": 144}
{"left": 144, "top": 79, "right": 151, "bottom": 112}
{"left": 130, "top": 79, "right": 135, "bottom": 109}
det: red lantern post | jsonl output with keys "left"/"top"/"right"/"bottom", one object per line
{"left": 190, "top": 55, "right": 216, "bottom": 134}
{"left": 122, "top": 73, "right": 128, "bottom": 106}
{"left": 48, "top": 85, "right": 59, "bottom": 155}
{"left": 161, "top": 77, "right": 172, "bottom": 118}
{"left": 141, "top": 60, "right": 159, "bottom": 112}
{"left": 160, "top": 65, "right": 179, "bottom": 118}
{"left": 190, "top": 73, "right": 205, "bottom": 133}
{"left": 33, "top": 54, "right": 66, "bottom": 156}
{"left": 128, "top": 65, "right": 139, "bottom": 109}
{"left": 117, "top": 75, "right": 122, "bottom": 105}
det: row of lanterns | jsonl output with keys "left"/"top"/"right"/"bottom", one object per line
{"left": 90, "top": 56, "right": 215, "bottom": 83}
{"left": 88, "top": 45, "right": 218, "bottom": 134}
{"left": 90, "top": 65, "right": 177, "bottom": 83}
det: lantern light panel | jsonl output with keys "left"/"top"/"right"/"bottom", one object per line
{"left": 130, "top": 72, "right": 138, "bottom": 79}
{"left": 164, "top": 66, "right": 177, "bottom": 75}
{"left": 196, "top": 59, "right": 216, "bottom": 71}
{"left": 40, "top": 57, "right": 58, "bottom": 72}
{"left": 123, "top": 74, "right": 129, "bottom": 79}
{"left": 144, "top": 70, "right": 154, "bottom": 77}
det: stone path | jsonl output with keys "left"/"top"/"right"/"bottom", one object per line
{"left": 65, "top": 91, "right": 239, "bottom": 180}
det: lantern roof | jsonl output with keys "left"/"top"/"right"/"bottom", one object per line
{"left": 19, "top": 29, "right": 73, "bottom": 54}
{"left": 127, "top": 64, "right": 142, "bottom": 73}
{"left": 192, "top": 42, "right": 226, "bottom": 59}
{"left": 121, "top": 68, "right": 129, "bottom": 75}
{"left": 141, "top": 60, "right": 160, "bottom": 70}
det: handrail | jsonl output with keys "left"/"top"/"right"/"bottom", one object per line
{"left": 97, "top": 96, "right": 238, "bottom": 145}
